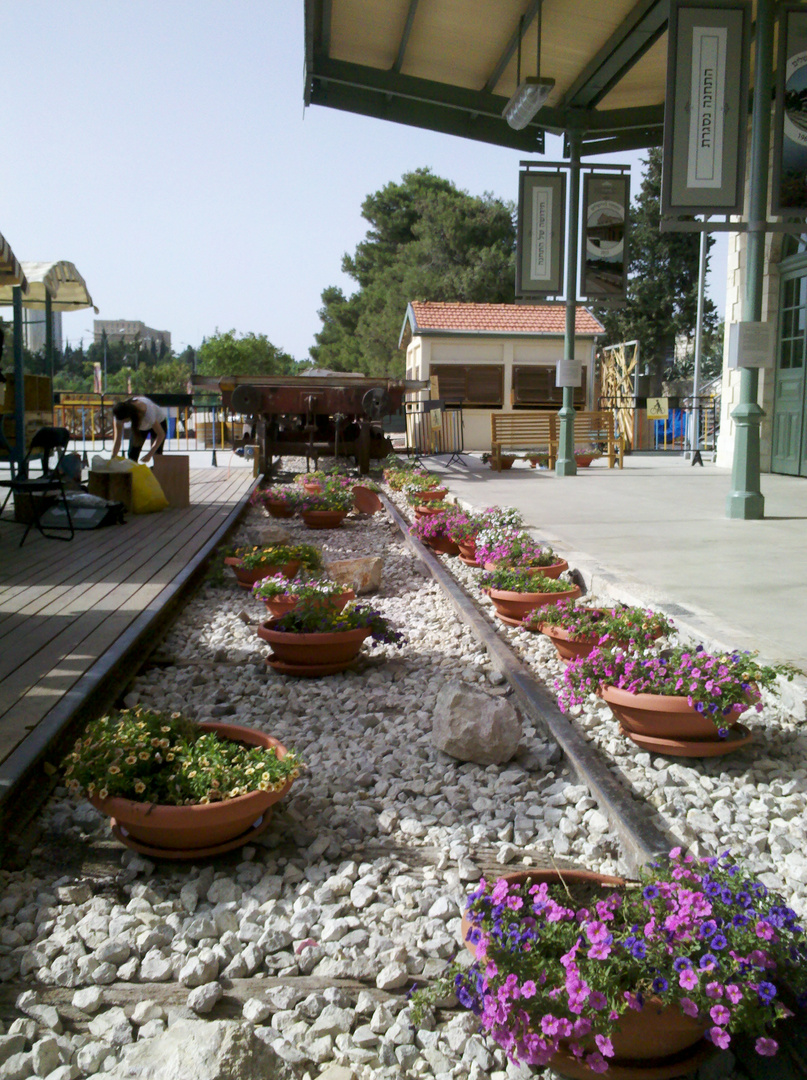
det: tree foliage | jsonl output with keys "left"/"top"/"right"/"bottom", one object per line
{"left": 196, "top": 329, "right": 297, "bottom": 378}
{"left": 311, "top": 169, "right": 516, "bottom": 376}
{"left": 594, "top": 149, "right": 722, "bottom": 382}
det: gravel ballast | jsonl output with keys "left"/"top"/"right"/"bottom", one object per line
{"left": 0, "top": 462, "right": 802, "bottom": 1080}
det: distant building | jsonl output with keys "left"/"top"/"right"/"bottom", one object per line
{"left": 94, "top": 320, "right": 171, "bottom": 351}
{"left": 23, "top": 309, "right": 63, "bottom": 353}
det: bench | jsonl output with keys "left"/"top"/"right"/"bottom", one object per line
{"left": 490, "top": 412, "right": 556, "bottom": 471}
{"left": 490, "top": 409, "right": 624, "bottom": 471}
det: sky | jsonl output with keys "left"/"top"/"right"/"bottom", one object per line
{"left": 3, "top": 2, "right": 727, "bottom": 364}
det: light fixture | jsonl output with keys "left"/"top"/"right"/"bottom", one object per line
{"left": 503, "top": 76, "right": 555, "bottom": 129}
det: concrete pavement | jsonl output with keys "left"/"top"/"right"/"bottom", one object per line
{"left": 424, "top": 452, "right": 807, "bottom": 673}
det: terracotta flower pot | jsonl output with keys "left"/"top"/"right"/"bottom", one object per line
{"left": 493, "top": 455, "right": 516, "bottom": 469}
{"left": 226, "top": 557, "right": 302, "bottom": 588}
{"left": 539, "top": 621, "right": 602, "bottom": 661}
{"left": 353, "top": 486, "right": 383, "bottom": 514}
{"left": 262, "top": 589, "right": 355, "bottom": 619}
{"left": 301, "top": 509, "right": 348, "bottom": 530}
{"left": 412, "top": 487, "right": 448, "bottom": 502}
{"left": 89, "top": 722, "right": 295, "bottom": 857}
{"left": 457, "top": 539, "right": 480, "bottom": 566}
{"left": 600, "top": 686, "right": 751, "bottom": 747}
{"left": 574, "top": 454, "right": 599, "bottom": 468}
{"left": 303, "top": 481, "right": 324, "bottom": 494}
{"left": 414, "top": 504, "right": 446, "bottom": 520}
{"left": 461, "top": 868, "right": 710, "bottom": 1080}
{"left": 488, "top": 584, "right": 581, "bottom": 625}
{"left": 265, "top": 500, "right": 296, "bottom": 519}
{"left": 424, "top": 535, "right": 461, "bottom": 556}
{"left": 257, "top": 619, "right": 370, "bottom": 666}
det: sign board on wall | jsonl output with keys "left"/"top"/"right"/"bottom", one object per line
{"left": 646, "top": 398, "right": 670, "bottom": 420}
{"left": 727, "top": 322, "right": 775, "bottom": 368}
{"left": 580, "top": 173, "right": 629, "bottom": 299}
{"left": 661, "top": 1, "right": 751, "bottom": 215}
{"left": 516, "top": 172, "right": 566, "bottom": 297}
{"left": 772, "top": 7, "right": 807, "bottom": 213}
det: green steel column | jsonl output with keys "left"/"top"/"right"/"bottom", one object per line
{"left": 726, "top": 0, "right": 773, "bottom": 519}
{"left": 12, "top": 285, "right": 25, "bottom": 471}
{"left": 556, "top": 129, "right": 581, "bottom": 477}
{"left": 45, "top": 292, "right": 54, "bottom": 387}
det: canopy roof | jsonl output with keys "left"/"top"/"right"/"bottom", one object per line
{"left": 305, "top": 1, "right": 760, "bottom": 156}
{"left": 0, "top": 260, "right": 97, "bottom": 312}
{"left": 0, "top": 231, "right": 28, "bottom": 292}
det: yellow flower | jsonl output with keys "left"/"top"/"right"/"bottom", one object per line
{"left": 98, "top": 788, "right": 108, "bottom": 799}
{"left": 138, "top": 751, "right": 150, "bottom": 761}
{"left": 161, "top": 725, "right": 171, "bottom": 732}
{"left": 126, "top": 755, "right": 137, "bottom": 765}
{"left": 159, "top": 739, "right": 169, "bottom": 749}
{"left": 65, "top": 764, "right": 74, "bottom": 776}
{"left": 258, "top": 781, "right": 269, "bottom": 791}
{"left": 166, "top": 753, "right": 175, "bottom": 762}
{"left": 108, "top": 765, "right": 120, "bottom": 775}
{"left": 134, "top": 780, "right": 146, "bottom": 794}
{"left": 151, "top": 738, "right": 161, "bottom": 748}
{"left": 210, "top": 779, "right": 220, "bottom": 789}
{"left": 187, "top": 770, "right": 197, "bottom": 779}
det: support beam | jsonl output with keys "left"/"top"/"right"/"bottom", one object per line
{"left": 557, "top": 129, "right": 582, "bottom": 478}
{"left": 45, "top": 292, "right": 54, "bottom": 387}
{"left": 561, "top": 0, "right": 668, "bottom": 109}
{"left": 727, "top": 0, "right": 772, "bottom": 520}
{"left": 12, "top": 285, "right": 24, "bottom": 471}
{"left": 392, "top": 0, "right": 420, "bottom": 74}
{"left": 483, "top": 0, "right": 543, "bottom": 93}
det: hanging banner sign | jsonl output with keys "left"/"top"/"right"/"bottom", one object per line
{"left": 516, "top": 171, "right": 566, "bottom": 297}
{"left": 661, "top": 1, "right": 750, "bottom": 215}
{"left": 772, "top": 7, "right": 807, "bottom": 213}
{"left": 580, "top": 173, "right": 629, "bottom": 299}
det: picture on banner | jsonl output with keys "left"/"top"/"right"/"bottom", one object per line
{"left": 581, "top": 174, "right": 628, "bottom": 299}
{"left": 516, "top": 171, "right": 565, "bottom": 297}
{"left": 773, "top": 9, "right": 807, "bottom": 213}
{"left": 661, "top": 1, "right": 750, "bottom": 215}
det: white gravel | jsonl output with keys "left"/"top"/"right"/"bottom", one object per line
{"left": 0, "top": 460, "right": 798, "bottom": 1080}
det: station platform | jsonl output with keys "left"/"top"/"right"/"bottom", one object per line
{"left": 426, "top": 452, "right": 807, "bottom": 675}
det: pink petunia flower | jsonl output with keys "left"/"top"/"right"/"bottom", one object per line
{"left": 755, "top": 1037, "right": 778, "bottom": 1056}
{"left": 707, "top": 1026, "right": 731, "bottom": 1050}
{"left": 710, "top": 1004, "right": 731, "bottom": 1026}
{"left": 679, "top": 969, "right": 699, "bottom": 990}
{"left": 680, "top": 998, "right": 699, "bottom": 1018}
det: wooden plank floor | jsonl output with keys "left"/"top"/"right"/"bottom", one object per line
{"left": 0, "top": 467, "right": 255, "bottom": 775}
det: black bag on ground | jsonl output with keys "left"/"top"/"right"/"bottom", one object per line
{"left": 39, "top": 492, "right": 126, "bottom": 530}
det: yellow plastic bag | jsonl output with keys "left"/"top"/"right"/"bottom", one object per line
{"left": 130, "top": 463, "right": 169, "bottom": 514}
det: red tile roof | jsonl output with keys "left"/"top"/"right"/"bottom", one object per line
{"left": 405, "top": 301, "right": 604, "bottom": 338}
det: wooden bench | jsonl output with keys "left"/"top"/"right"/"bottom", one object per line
{"left": 572, "top": 410, "right": 624, "bottom": 468}
{"left": 490, "top": 412, "right": 556, "bottom": 471}
{"left": 490, "top": 409, "right": 624, "bottom": 470}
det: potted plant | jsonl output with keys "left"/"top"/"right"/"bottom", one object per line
{"left": 300, "top": 482, "right": 355, "bottom": 529}
{"left": 225, "top": 543, "right": 322, "bottom": 588}
{"left": 353, "top": 478, "right": 383, "bottom": 514}
{"left": 482, "top": 452, "right": 517, "bottom": 470}
{"left": 475, "top": 527, "right": 568, "bottom": 577}
{"left": 446, "top": 511, "right": 488, "bottom": 565}
{"left": 251, "top": 572, "right": 355, "bottom": 618}
{"left": 479, "top": 566, "right": 581, "bottom": 625}
{"left": 410, "top": 508, "right": 461, "bottom": 556}
{"left": 412, "top": 850, "right": 806, "bottom": 1077}
{"left": 526, "top": 453, "right": 549, "bottom": 469}
{"left": 575, "top": 446, "right": 603, "bottom": 468}
{"left": 62, "top": 708, "right": 303, "bottom": 857}
{"left": 383, "top": 457, "right": 429, "bottom": 490}
{"left": 257, "top": 596, "right": 404, "bottom": 676}
{"left": 525, "top": 600, "right": 675, "bottom": 662}
{"left": 252, "top": 485, "right": 301, "bottom": 519}
{"left": 556, "top": 643, "right": 795, "bottom": 756}
{"left": 403, "top": 473, "right": 448, "bottom": 503}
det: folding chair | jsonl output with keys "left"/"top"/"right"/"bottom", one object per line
{"left": 0, "top": 426, "right": 75, "bottom": 546}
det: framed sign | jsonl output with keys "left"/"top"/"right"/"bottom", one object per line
{"left": 661, "top": 1, "right": 751, "bottom": 215}
{"left": 581, "top": 173, "right": 629, "bottom": 299}
{"left": 647, "top": 397, "right": 670, "bottom": 420}
{"left": 555, "top": 359, "right": 582, "bottom": 387}
{"left": 516, "top": 171, "right": 566, "bottom": 297}
{"left": 772, "top": 7, "right": 807, "bottom": 213}
{"left": 727, "top": 322, "right": 775, "bottom": 368}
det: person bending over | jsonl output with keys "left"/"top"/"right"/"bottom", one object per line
{"left": 111, "top": 396, "right": 167, "bottom": 463}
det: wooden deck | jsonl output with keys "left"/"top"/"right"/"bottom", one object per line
{"left": 0, "top": 467, "right": 256, "bottom": 804}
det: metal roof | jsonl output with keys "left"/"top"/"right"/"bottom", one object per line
{"left": 304, "top": 0, "right": 675, "bottom": 156}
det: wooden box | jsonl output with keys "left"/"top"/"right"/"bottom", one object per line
{"left": 151, "top": 455, "right": 190, "bottom": 508}
{"left": 88, "top": 471, "right": 133, "bottom": 512}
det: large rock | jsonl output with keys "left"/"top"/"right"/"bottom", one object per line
{"left": 251, "top": 525, "right": 292, "bottom": 546}
{"left": 103, "top": 1019, "right": 301, "bottom": 1080}
{"left": 325, "top": 557, "right": 383, "bottom": 595}
{"left": 432, "top": 680, "right": 522, "bottom": 765}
